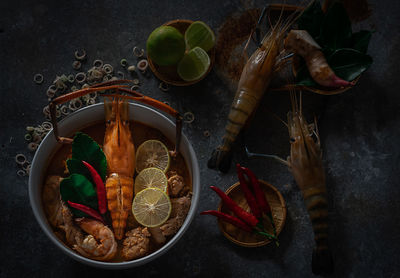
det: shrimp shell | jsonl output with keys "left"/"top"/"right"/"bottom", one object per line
{"left": 74, "top": 218, "right": 117, "bottom": 261}
{"left": 287, "top": 92, "right": 333, "bottom": 275}
{"left": 209, "top": 12, "right": 296, "bottom": 172}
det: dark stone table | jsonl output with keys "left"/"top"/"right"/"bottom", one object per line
{"left": 1, "top": 0, "right": 399, "bottom": 277}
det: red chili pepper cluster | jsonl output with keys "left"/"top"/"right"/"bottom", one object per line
{"left": 201, "top": 164, "right": 278, "bottom": 244}
{"left": 67, "top": 161, "right": 108, "bottom": 222}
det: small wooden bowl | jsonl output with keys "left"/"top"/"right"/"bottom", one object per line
{"left": 147, "top": 19, "right": 215, "bottom": 86}
{"left": 292, "top": 54, "right": 360, "bottom": 95}
{"left": 217, "top": 180, "right": 286, "bottom": 247}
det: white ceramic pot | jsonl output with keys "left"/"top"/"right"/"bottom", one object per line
{"left": 29, "top": 103, "right": 200, "bottom": 269}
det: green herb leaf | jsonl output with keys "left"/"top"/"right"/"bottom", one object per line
{"left": 71, "top": 132, "right": 107, "bottom": 181}
{"left": 328, "top": 48, "right": 373, "bottom": 81}
{"left": 67, "top": 159, "right": 91, "bottom": 181}
{"left": 351, "top": 30, "right": 372, "bottom": 54}
{"left": 297, "top": 0, "right": 324, "bottom": 39}
{"left": 60, "top": 174, "right": 98, "bottom": 217}
{"left": 320, "top": 2, "right": 352, "bottom": 49}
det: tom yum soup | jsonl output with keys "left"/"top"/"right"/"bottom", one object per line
{"left": 41, "top": 100, "right": 192, "bottom": 262}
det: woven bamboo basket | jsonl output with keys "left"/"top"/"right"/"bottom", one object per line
{"left": 217, "top": 180, "right": 286, "bottom": 247}
{"left": 147, "top": 19, "right": 215, "bottom": 86}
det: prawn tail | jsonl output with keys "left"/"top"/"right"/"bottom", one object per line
{"left": 303, "top": 186, "right": 334, "bottom": 275}
{"left": 208, "top": 147, "right": 232, "bottom": 173}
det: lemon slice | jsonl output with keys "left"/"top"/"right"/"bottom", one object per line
{"left": 134, "top": 167, "right": 168, "bottom": 195}
{"left": 177, "top": 47, "right": 210, "bottom": 82}
{"left": 132, "top": 188, "right": 172, "bottom": 227}
{"left": 185, "top": 21, "right": 215, "bottom": 52}
{"left": 136, "top": 140, "right": 170, "bottom": 173}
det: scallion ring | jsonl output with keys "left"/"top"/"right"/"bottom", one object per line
{"left": 87, "top": 98, "right": 96, "bottom": 105}
{"left": 33, "top": 74, "right": 44, "bottom": 84}
{"left": 120, "top": 59, "right": 128, "bottom": 67}
{"left": 15, "top": 154, "right": 27, "bottom": 165}
{"left": 74, "top": 49, "right": 87, "bottom": 61}
{"left": 102, "top": 64, "right": 113, "bottom": 74}
{"left": 133, "top": 47, "right": 144, "bottom": 57}
{"left": 25, "top": 134, "right": 32, "bottom": 141}
{"left": 28, "top": 142, "right": 39, "bottom": 151}
{"left": 137, "top": 59, "right": 148, "bottom": 71}
{"left": 159, "top": 82, "right": 170, "bottom": 92}
{"left": 130, "top": 85, "right": 140, "bottom": 91}
{"left": 93, "top": 59, "right": 103, "bottom": 68}
{"left": 183, "top": 112, "right": 195, "bottom": 124}
{"left": 72, "top": 60, "right": 82, "bottom": 70}
{"left": 60, "top": 105, "right": 69, "bottom": 115}
{"left": 41, "top": 121, "right": 52, "bottom": 131}
{"left": 75, "top": 72, "right": 86, "bottom": 84}
{"left": 17, "top": 169, "right": 26, "bottom": 177}
{"left": 68, "top": 74, "right": 75, "bottom": 83}
{"left": 43, "top": 105, "right": 50, "bottom": 117}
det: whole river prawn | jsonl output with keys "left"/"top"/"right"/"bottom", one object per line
{"left": 208, "top": 9, "right": 298, "bottom": 173}
{"left": 286, "top": 92, "right": 333, "bottom": 275}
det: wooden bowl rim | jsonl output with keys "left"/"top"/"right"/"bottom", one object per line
{"left": 217, "top": 180, "right": 287, "bottom": 247}
{"left": 147, "top": 19, "right": 215, "bottom": 87}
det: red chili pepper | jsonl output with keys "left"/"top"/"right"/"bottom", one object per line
{"left": 210, "top": 186, "right": 259, "bottom": 227}
{"left": 236, "top": 164, "right": 261, "bottom": 218}
{"left": 67, "top": 200, "right": 104, "bottom": 223}
{"left": 240, "top": 166, "right": 271, "bottom": 215}
{"left": 82, "top": 160, "right": 107, "bottom": 214}
{"left": 240, "top": 166, "right": 277, "bottom": 236}
{"left": 200, "top": 210, "right": 252, "bottom": 232}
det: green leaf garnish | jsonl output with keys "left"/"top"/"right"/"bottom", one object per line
{"left": 297, "top": 0, "right": 324, "bottom": 39}
{"left": 60, "top": 174, "right": 98, "bottom": 217}
{"left": 319, "top": 2, "right": 352, "bottom": 49}
{"left": 70, "top": 132, "right": 107, "bottom": 181}
{"left": 295, "top": 1, "right": 373, "bottom": 87}
{"left": 328, "top": 48, "right": 373, "bottom": 81}
{"left": 351, "top": 30, "right": 372, "bottom": 54}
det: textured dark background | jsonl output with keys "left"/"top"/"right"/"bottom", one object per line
{"left": 1, "top": 0, "right": 399, "bottom": 277}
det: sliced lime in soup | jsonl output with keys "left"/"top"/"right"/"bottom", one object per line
{"left": 136, "top": 140, "right": 170, "bottom": 173}
{"left": 132, "top": 188, "right": 171, "bottom": 227}
{"left": 185, "top": 21, "right": 215, "bottom": 52}
{"left": 134, "top": 167, "right": 168, "bottom": 194}
{"left": 177, "top": 47, "right": 210, "bottom": 82}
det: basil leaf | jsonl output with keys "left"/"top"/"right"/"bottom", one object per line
{"left": 67, "top": 159, "right": 91, "bottom": 182}
{"left": 329, "top": 48, "right": 373, "bottom": 81}
{"left": 71, "top": 132, "right": 107, "bottom": 181}
{"left": 351, "top": 30, "right": 372, "bottom": 54}
{"left": 60, "top": 174, "right": 98, "bottom": 217}
{"left": 297, "top": 0, "right": 324, "bottom": 39}
{"left": 320, "top": 2, "right": 352, "bottom": 49}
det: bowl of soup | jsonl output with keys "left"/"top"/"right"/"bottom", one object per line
{"left": 29, "top": 102, "right": 200, "bottom": 269}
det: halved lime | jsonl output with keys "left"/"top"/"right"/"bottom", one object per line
{"left": 177, "top": 47, "right": 210, "bottom": 82}
{"left": 134, "top": 167, "right": 168, "bottom": 195}
{"left": 185, "top": 21, "right": 215, "bottom": 52}
{"left": 147, "top": 26, "right": 186, "bottom": 66}
{"left": 132, "top": 188, "right": 172, "bottom": 227}
{"left": 136, "top": 140, "right": 170, "bottom": 173}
